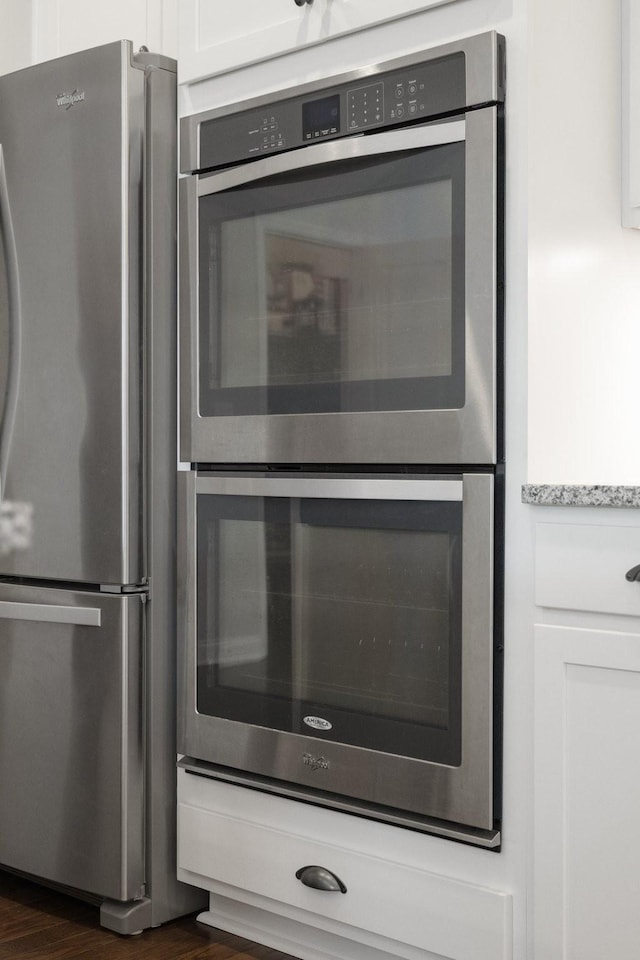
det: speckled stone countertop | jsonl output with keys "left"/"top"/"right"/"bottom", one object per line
{"left": 522, "top": 485, "right": 640, "bottom": 507}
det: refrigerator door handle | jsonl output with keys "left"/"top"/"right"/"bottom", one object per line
{"left": 0, "top": 600, "right": 102, "bottom": 627}
{"left": 0, "top": 144, "right": 22, "bottom": 502}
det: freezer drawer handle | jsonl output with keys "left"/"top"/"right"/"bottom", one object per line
{"left": 0, "top": 601, "right": 101, "bottom": 627}
{"left": 295, "top": 865, "right": 347, "bottom": 894}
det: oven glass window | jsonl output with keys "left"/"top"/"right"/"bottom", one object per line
{"left": 196, "top": 494, "right": 462, "bottom": 765}
{"left": 198, "top": 143, "right": 465, "bottom": 416}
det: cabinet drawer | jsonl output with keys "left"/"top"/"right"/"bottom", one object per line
{"left": 535, "top": 521, "right": 640, "bottom": 616}
{"left": 177, "top": 771, "right": 512, "bottom": 960}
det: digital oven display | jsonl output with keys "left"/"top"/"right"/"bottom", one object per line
{"left": 302, "top": 94, "right": 340, "bottom": 140}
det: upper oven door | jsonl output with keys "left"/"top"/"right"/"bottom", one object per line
{"left": 180, "top": 107, "right": 499, "bottom": 465}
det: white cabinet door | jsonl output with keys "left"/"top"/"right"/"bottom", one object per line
{"left": 179, "top": 0, "right": 460, "bottom": 84}
{"left": 534, "top": 623, "right": 640, "bottom": 960}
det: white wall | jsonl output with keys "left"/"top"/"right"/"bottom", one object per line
{"left": 0, "top": 0, "right": 177, "bottom": 75}
{"left": 0, "top": 2, "right": 32, "bottom": 75}
{"left": 32, "top": 0, "right": 177, "bottom": 62}
{"left": 528, "top": 0, "right": 640, "bottom": 484}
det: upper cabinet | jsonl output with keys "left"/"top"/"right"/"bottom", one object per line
{"left": 178, "top": 0, "right": 459, "bottom": 84}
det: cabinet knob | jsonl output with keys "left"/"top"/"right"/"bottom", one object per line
{"left": 626, "top": 563, "right": 640, "bottom": 582}
{"left": 295, "top": 865, "right": 347, "bottom": 893}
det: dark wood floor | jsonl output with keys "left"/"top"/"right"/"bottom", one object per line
{"left": 0, "top": 871, "right": 298, "bottom": 960}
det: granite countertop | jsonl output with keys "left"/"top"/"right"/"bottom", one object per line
{"left": 522, "top": 485, "right": 640, "bottom": 507}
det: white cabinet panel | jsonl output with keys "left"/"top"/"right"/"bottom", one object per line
{"left": 535, "top": 521, "right": 640, "bottom": 616}
{"left": 179, "top": 0, "right": 460, "bottom": 84}
{"left": 534, "top": 624, "right": 640, "bottom": 960}
{"left": 178, "top": 772, "right": 513, "bottom": 960}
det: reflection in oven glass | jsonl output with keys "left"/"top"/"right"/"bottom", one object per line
{"left": 217, "top": 179, "right": 453, "bottom": 391}
{"left": 200, "top": 518, "right": 453, "bottom": 733}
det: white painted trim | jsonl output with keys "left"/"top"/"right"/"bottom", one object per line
{"left": 198, "top": 895, "right": 445, "bottom": 960}
{"left": 622, "top": 0, "right": 640, "bottom": 227}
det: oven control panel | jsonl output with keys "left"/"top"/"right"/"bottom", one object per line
{"left": 196, "top": 52, "right": 466, "bottom": 173}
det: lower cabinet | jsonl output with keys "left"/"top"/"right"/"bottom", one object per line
{"left": 534, "top": 623, "right": 640, "bottom": 960}
{"left": 177, "top": 770, "right": 513, "bottom": 960}
{"left": 533, "top": 511, "right": 640, "bottom": 960}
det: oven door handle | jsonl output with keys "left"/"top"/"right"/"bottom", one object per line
{"left": 197, "top": 119, "right": 465, "bottom": 197}
{"left": 194, "top": 475, "right": 464, "bottom": 501}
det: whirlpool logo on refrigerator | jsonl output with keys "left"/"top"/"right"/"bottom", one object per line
{"left": 56, "top": 89, "right": 85, "bottom": 110}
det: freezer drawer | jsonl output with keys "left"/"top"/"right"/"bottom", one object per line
{"left": 0, "top": 583, "right": 144, "bottom": 901}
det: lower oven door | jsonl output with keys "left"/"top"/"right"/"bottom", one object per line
{"left": 178, "top": 472, "right": 497, "bottom": 838}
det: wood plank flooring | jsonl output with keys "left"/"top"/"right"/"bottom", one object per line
{"left": 0, "top": 871, "right": 298, "bottom": 960}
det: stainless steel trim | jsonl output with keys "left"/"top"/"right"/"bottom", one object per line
{"left": 179, "top": 175, "right": 197, "bottom": 461}
{"left": 197, "top": 120, "right": 465, "bottom": 196}
{"left": 0, "top": 144, "right": 22, "bottom": 502}
{"left": 178, "top": 758, "right": 501, "bottom": 849}
{"left": 194, "top": 475, "right": 463, "bottom": 501}
{"left": 0, "top": 600, "right": 102, "bottom": 627}
{"left": 180, "top": 31, "right": 503, "bottom": 173}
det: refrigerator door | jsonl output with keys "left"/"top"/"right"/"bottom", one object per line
{"left": 0, "top": 41, "right": 145, "bottom": 585}
{"left": 0, "top": 582, "right": 144, "bottom": 901}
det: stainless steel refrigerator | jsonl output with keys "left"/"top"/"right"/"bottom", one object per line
{"left": 0, "top": 41, "right": 204, "bottom": 932}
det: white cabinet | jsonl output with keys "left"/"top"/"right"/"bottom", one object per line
{"left": 178, "top": 0, "right": 460, "bottom": 84}
{"left": 533, "top": 511, "right": 640, "bottom": 960}
{"left": 534, "top": 624, "right": 640, "bottom": 960}
{"left": 178, "top": 771, "right": 513, "bottom": 960}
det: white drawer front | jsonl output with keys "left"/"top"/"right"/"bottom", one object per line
{"left": 177, "top": 773, "right": 512, "bottom": 960}
{"left": 535, "top": 521, "right": 640, "bottom": 616}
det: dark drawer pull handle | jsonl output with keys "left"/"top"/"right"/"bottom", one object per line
{"left": 294, "top": 0, "right": 313, "bottom": 6}
{"left": 295, "top": 864, "right": 347, "bottom": 893}
{"left": 626, "top": 564, "right": 640, "bottom": 582}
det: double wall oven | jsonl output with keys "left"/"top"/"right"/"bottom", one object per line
{"left": 178, "top": 31, "right": 505, "bottom": 847}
